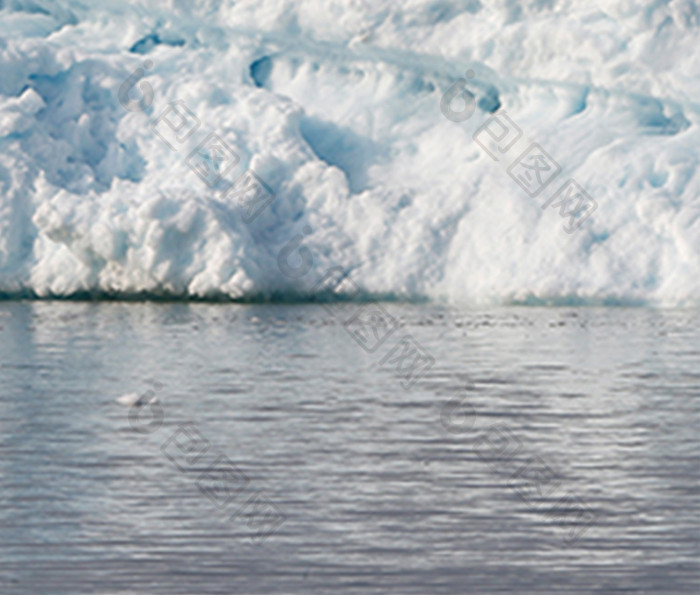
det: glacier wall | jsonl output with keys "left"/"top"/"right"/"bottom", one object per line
{"left": 0, "top": 0, "right": 698, "bottom": 305}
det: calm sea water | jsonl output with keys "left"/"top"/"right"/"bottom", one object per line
{"left": 0, "top": 302, "right": 698, "bottom": 594}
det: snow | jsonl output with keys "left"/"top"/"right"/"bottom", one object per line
{"left": 0, "top": 0, "right": 698, "bottom": 306}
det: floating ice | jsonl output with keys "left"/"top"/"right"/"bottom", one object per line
{"left": 116, "top": 392, "right": 159, "bottom": 408}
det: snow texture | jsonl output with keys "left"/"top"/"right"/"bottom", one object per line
{"left": 0, "top": 0, "right": 699, "bottom": 305}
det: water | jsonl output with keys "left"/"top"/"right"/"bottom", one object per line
{"left": 0, "top": 302, "right": 698, "bottom": 594}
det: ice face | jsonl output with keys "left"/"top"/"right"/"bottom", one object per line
{"left": 0, "top": 0, "right": 698, "bottom": 305}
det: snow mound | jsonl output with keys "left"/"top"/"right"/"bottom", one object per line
{"left": 0, "top": 0, "right": 698, "bottom": 306}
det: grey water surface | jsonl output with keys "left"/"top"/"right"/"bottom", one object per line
{"left": 0, "top": 302, "right": 698, "bottom": 594}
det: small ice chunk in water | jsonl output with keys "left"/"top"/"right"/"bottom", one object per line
{"left": 116, "top": 391, "right": 159, "bottom": 407}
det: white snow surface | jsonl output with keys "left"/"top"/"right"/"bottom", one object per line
{"left": 0, "top": 0, "right": 699, "bottom": 305}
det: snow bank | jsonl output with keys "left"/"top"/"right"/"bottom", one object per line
{"left": 0, "top": 0, "right": 698, "bottom": 305}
